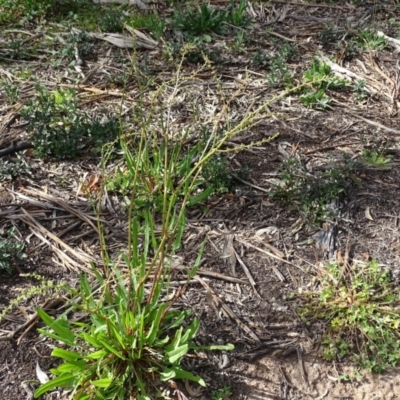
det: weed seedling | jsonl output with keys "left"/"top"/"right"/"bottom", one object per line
{"left": 212, "top": 385, "right": 233, "bottom": 400}
{"left": 268, "top": 42, "right": 297, "bottom": 88}
{"left": 356, "top": 29, "right": 387, "bottom": 50}
{"left": 303, "top": 58, "right": 347, "bottom": 90}
{"left": 353, "top": 79, "right": 368, "bottom": 101}
{"left": 300, "top": 58, "right": 347, "bottom": 109}
{"left": 359, "top": 138, "right": 393, "bottom": 168}
{"left": 361, "top": 149, "right": 393, "bottom": 168}
{"left": 300, "top": 89, "right": 331, "bottom": 109}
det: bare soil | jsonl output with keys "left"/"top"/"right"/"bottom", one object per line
{"left": 2, "top": 1, "right": 400, "bottom": 399}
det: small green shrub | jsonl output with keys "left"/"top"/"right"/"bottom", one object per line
{"left": 21, "top": 86, "right": 119, "bottom": 160}
{"left": 298, "top": 259, "right": 400, "bottom": 373}
{"left": 268, "top": 42, "right": 297, "bottom": 88}
{"left": 0, "top": 228, "right": 27, "bottom": 274}
{"left": 0, "top": 157, "right": 31, "bottom": 181}
{"left": 99, "top": 9, "right": 126, "bottom": 33}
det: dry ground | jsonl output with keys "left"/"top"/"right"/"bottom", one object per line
{"left": 2, "top": 1, "right": 400, "bottom": 399}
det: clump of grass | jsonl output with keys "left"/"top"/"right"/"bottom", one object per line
{"left": 298, "top": 259, "right": 400, "bottom": 373}
{"left": 127, "top": 11, "right": 165, "bottom": 39}
{"left": 172, "top": 0, "right": 250, "bottom": 40}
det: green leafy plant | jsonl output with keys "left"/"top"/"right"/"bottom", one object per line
{"left": 127, "top": 12, "right": 165, "bottom": 39}
{"left": 21, "top": 86, "right": 119, "bottom": 160}
{"left": 212, "top": 385, "right": 232, "bottom": 400}
{"left": 0, "top": 0, "right": 54, "bottom": 23}
{"left": 300, "top": 58, "right": 348, "bottom": 109}
{"left": 99, "top": 9, "right": 126, "bottom": 33}
{"left": 2, "top": 79, "right": 19, "bottom": 104}
{"left": 270, "top": 156, "right": 353, "bottom": 227}
{"left": 356, "top": 30, "right": 387, "bottom": 50}
{"left": 228, "top": 0, "right": 250, "bottom": 27}
{"left": 353, "top": 79, "right": 368, "bottom": 101}
{"left": 35, "top": 254, "right": 232, "bottom": 399}
{"left": 0, "top": 228, "right": 27, "bottom": 274}
{"left": 303, "top": 58, "right": 347, "bottom": 90}
{"left": 300, "top": 89, "right": 331, "bottom": 109}
{"left": 201, "top": 155, "right": 233, "bottom": 195}
{"left": 172, "top": 3, "right": 229, "bottom": 37}
{"left": 0, "top": 157, "right": 31, "bottom": 181}
{"left": 298, "top": 259, "right": 400, "bottom": 373}
{"left": 359, "top": 138, "right": 393, "bottom": 168}
{"left": 230, "top": 30, "right": 246, "bottom": 53}
{"left": 268, "top": 42, "right": 297, "bottom": 88}
{"left": 361, "top": 148, "right": 393, "bottom": 168}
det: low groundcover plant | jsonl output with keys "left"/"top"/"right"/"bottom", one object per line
{"left": 298, "top": 259, "right": 400, "bottom": 373}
